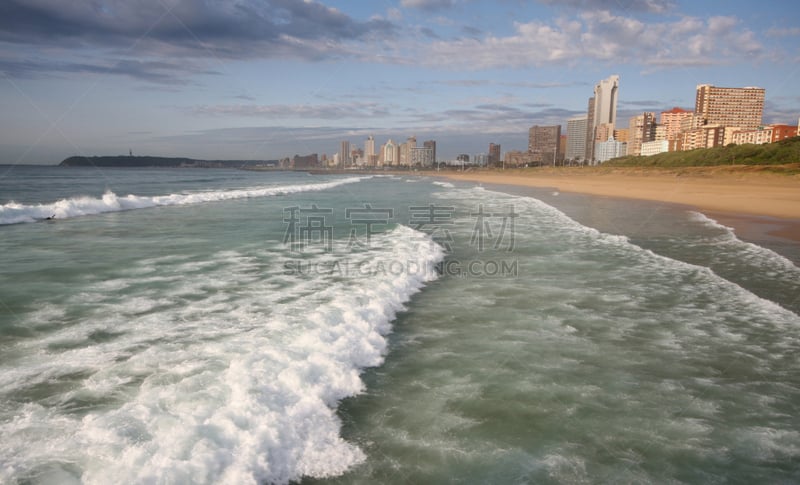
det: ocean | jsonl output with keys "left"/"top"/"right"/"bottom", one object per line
{"left": 1, "top": 166, "right": 798, "bottom": 484}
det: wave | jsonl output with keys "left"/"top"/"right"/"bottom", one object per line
{"left": 0, "top": 225, "right": 444, "bottom": 484}
{"left": 442, "top": 186, "right": 800, "bottom": 322}
{"left": 688, "top": 211, "right": 800, "bottom": 273}
{"left": 0, "top": 176, "right": 369, "bottom": 225}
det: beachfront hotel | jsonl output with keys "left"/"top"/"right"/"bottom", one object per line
{"left": 695, "top": 84, "right": 765, "bottom": 130}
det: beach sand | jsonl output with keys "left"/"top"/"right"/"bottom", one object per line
{"left": 432, "top": 166, "right": 800, "bottom": 243}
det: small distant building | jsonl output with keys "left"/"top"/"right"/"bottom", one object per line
{"left": 681, "top": 125, "right": 726, "bottom": 150}
{"left": 292, "top": 153, "right": 319, "bottom": 169}
{"left": 660, "top": 107, "right": 693, "bottom": 141}
{"left": 504, "top": 150, "right": 537, "bottom": 167}
{"left": 731, "top": 127, "right": 770, "bottom": 145}
{"left": 411, "top": 146, "right": 435, "bottom": 167}
{"left": 339, "top": 140, "right": 351, "bottom": 168}
{"left": 614, "top": 128, "right": 629, "bottom": 143}
{"left": 640, "top": 140, "right": 669, "bottom": 157}
{"left": 628, "top": 112, "right": 657, "bottom": 156}
{"left": 383, "top": 139, "right": 399, "bottom": 167}
{"left": 595, "top": 123, "right": 614, "bottom": 144}
{"left": 529, "top": 124, "right": 562, "bottom": 165}
{"left": 770, "top": 124, "right": 798, "bottom": 142}
{"left": 488, "top": 143, "right": 501, "bottom": 166}
{"left": 424, "top": 140, "right": 437, "bottom": 165}
{"left": 595, "top": 138, "right": 627, "bottom": 162}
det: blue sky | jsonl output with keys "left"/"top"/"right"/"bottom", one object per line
{"left": 1, "top": 0, "right": 799, "bottom": 164}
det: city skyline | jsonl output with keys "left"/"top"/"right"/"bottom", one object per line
{"left": 1, "top": 0, "right": 799, "bottom": 164}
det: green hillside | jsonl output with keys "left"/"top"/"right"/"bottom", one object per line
{"left": 605, "top": 136, "right": 800, "bottom": 167}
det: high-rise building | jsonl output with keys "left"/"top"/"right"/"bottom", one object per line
{"left": 660, "top": 107, "right": 693, "bottom": 141}
{"left": 529, "top": 125, "right": 561, "bottom": 165}
{"left": 399, "top": 136, "right": 416, "bottom": 166}
{"left": 628, "top": 112, "right": 656, "bottom": 156}
{"left": 411, "top": 146, "right": 434, "bottom": 167}
{"left": 593, "top": 75, "right": 619, "bottom": 128}
{"left": 584, "top": 75, "right": 620, "bottom": 162}
{"left": 566, "top": 115, "right": 588, "bottom": 162}
{"left": 695, "top": 84, "right": 765, "bottom": 130}
{"left": 584, "top": 96, "right": 595, "bottom": 161}
{"left": 488, "top": 143, "right": 501, "bottom": 166}
{"left": 383, "top": 139, "right": 398, "bottom": 166}
{"left": 364, "top": 136, "right": 376, "bottom": 166}
{"left": 424, "top": 140, "right": 437, "bottom": 165}
{"left": 339, "top": 140, "right": 351, "bottom": 168}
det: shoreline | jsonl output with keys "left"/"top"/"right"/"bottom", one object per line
{"left": 430, "top": 167, "right": 800, "bottom": 244}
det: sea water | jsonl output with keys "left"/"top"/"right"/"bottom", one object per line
{"left": 0, "top": 166, "right": 798, "bottom": 484}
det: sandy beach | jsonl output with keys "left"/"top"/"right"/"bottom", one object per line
{"left": 433, "top": 165, "right": 800, "bottom": 242}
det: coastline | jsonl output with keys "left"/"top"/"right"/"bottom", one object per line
{"left": 433, "top": 168, "right": 800, "bottom": 244}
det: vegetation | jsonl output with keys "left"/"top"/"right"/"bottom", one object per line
{"left": 604, "top": 136, "right": 800, "bottom": 168}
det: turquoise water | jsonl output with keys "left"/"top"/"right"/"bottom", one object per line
{"left": 1, "top": 167, "right": 798, "bottom": 484}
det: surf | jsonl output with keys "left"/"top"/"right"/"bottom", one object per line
{"left": 0, "top": 176, "right": 369, "bottom": 225}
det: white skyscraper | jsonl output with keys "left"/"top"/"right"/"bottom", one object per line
{"left": 593, "top": 75, "right": 619, "bottom": 129}
{"left": 586, "top": 74, "right": 619, "bottom": 162}
{"left": 364, "top": 135, "right": 376, "bottom": 166}
{"left": 364, "top": 136, "right": 375, "bottom": 158}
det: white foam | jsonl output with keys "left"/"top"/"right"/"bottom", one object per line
{"left": 0, "top": 225, "right": 444, "bottom": 484}
{"left": 446, "top": 186, "right": 800, "bottom": 324}
{"left": 0, "top": 176, "right": 369, "bottom": 225}
{"left": 689, "top": 211, "right": 800, "bottom": 274}
{"left": 432, "top": 181, "right": 455, "bottom": 188}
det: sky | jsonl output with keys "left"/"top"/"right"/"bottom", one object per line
{"left": 1, "top": 0, "right": 799, "bottom": 164}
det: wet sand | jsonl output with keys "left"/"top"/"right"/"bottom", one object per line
{"left": 433, "top": 167, "right": 800, "bottom": 243}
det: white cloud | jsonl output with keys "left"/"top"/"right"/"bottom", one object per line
{"left": 387, "top": 8, "right": 403, "bottom": 22}
{"left": 189, "top": 102, "right": 390, "bottom": 120}
{"left": 536, "top": 0, "right": 675, "bottom": 14}
{"left": 400, "top": 0, "right": 456, "bottom": 11}
{"left": 416, "top": 11, "right": 764, "bottom": 70}
{"left": 767, "top": 27, "right": 800, "bottom": 37}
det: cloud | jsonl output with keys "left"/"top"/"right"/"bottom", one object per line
{"left": 536, "top": 0, "right": 675, "bottom": 14}
{"left": 420, "top": 11, "right": 764, "bottom": 69}
{"left": 0, "top": 0, "right": 773, "bottom": 85}
{"left": 401, "top": 0, "right": 457, "bottom": 11}
{"left": 0, "top": 56, "right": 216, "bottom": 84}
{"left": 764, "top": 99, "right": 800, "bottom": 125}
{"left": 189, "top": 102, "right": 390, "bottom": 120}
{"left": 767, "top": 27, "right": 800, "bottom": 37}
{"left": 436, "top": 79, "right": 583, "bottom": 89}
{"left": 0, "top": 0, "right": 395, "bottom": 62}
{"left": 420, "top": 27, "right": 441, "bottom": 39}
{"left": 460, "top": 25, "right": 483, "bottom": 38}
{"left": 620, "top": 99, "right": 663, "bottom": 107}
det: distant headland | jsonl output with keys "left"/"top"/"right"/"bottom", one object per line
{"left": 59, "top": 155, "right": 279, "bottom": 169}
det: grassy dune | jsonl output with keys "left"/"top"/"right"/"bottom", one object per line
{"left": 605, "top": 136, "right": 800, "bottom": 170}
